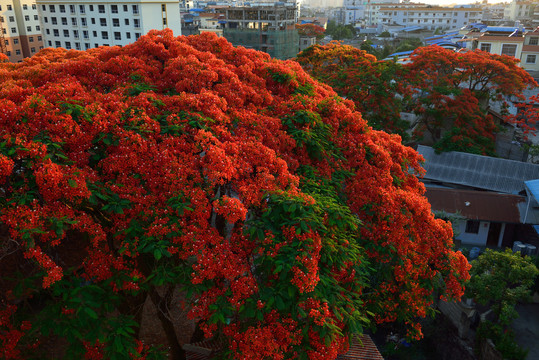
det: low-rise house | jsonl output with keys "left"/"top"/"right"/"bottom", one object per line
{"left": 418, "top": 145, "right": 539, "bottom": 247}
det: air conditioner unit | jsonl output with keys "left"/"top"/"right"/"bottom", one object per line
{"left": 526, "top": 244, "right": 537, "bottom": 256}
{"left": 513, "top": 242, "right": 526, "bottom": 254}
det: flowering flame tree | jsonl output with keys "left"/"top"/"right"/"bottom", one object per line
{"left": 0, "top": 31, "right": 469, "bottom": 359}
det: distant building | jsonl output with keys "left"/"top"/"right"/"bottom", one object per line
{"left": 36, "top": 0, "right": 181, "bottom": 51}
{"left": 0, "top": 0, "right": 44, "bottom": 62}
{"left": 379, "top": 5, "right": 483, "bottom": 31}
{"left": 504, "top": 0, "right": 534, "bottom": 22}
{"left": 221, "top": 5, "right": 299, "bottom": 59}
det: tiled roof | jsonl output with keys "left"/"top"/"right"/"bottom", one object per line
{"left": 522, "top": 45, "right": 539, "bottom": 52}
{"left": 184, "top": 334, "right": 384, "bottom": 360}
{"left": 336, "top": 335, "right": 384, "bottom": 360}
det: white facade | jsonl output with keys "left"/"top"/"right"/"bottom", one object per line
{"left": 379, "top": 6, "right": 483, "bottom": 31}
{"left": 36, "top": 0, "right": 181, "bottom": 51}
{"left": 1, "top": 0, "right": 44, "bottom": 61}
{"left": 503, "top": 0, "right": 533, "bottom": 21}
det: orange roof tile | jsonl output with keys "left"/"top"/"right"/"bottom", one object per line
{"left": 337, "top": 335, "right": 384, "bottom": 360}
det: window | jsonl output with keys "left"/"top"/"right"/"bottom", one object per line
{"left": 37, "top": 36, "right": 42, "bottom": 41}
{"left": 23, "top": 4, "right": 28, "bottom": 10}
{"left": 7, "top": 4, "right": 12, "bottom": 11}
{"left": 25, "top": 15, "right": 30, "bottom": 21}
{"left": 91, "top": 18, "right": 96, "bottom": 25}
{"left": 85, "top": 43, "right": 90, "bottom": 49}
{"left": 89, "top": 5, "right": 94, "bottom": 11}
{"left": 44, "top": 17, "right": 48, "bottom": 23}
{"left": 465, "top": 220, "right": 480, "bottom": 234}
{"left": 65, "top": 41, "right": 71, "bottom": 49}
{"left": 27, "top": 26, "right": 31, "bottom": 31}
{"left": 93, "top": 31, "right": 97, "bottom": 37}
{"left": 135, "top": 32, "right": 141, "bottom": 40}
{"left": 126, "top": 32, "right": 131, "bottom": 39}
{"left": 80, "top": 5, "right": 85, "bottom": 14}
{"left": 81, "top": 18, "right": 87, "bottom": 26}
{"left": 15, "top": 49, "right": 21, "bottom": 55}
{"left": 62, "top": 17, "right": 67, "bottom": 25}
{"left": 124, "top": 19, "right": 129, "bottom": 25}
{"left": 53, "top": 29, "right": 59, "bottom": 36}
{"left": 0, "top": 16, "right": 3, "bottom": 22}
{"left": 48, "top": 40, "right": 52, "bottom": 46}
{"left": 34, "top": 15, "right": 38, "bottom": 20}
{"left": 113, "top": 18, "right": 119, "bottom": 27}
{"left": 123, "top": 5, "right": 128, "bottom": 11}
{"left": 31, "top": 47, "right": 36, "bottom": 53}
{"left": 73, "top": 30, "right": 79, "bottom": 38}
{"left": 3, "top": 40, "right": 7, "bottom": 45}
{"left": 98, "top": 5, "right": 105, "bottom": 13}
{"left": 526, "top": 54, "right": 537, "bottom": 64}
{"left": 36, "top": 25, "right": 40, "bottom": 31}
{"left": 60, "top": 5, "right": 65, "bottom": 13}
{"left": 111, "top": 5, "right": 118, "bottom": 13}
{"left": 9, "top": 16, "right": 14, "bottom": 22}
{"left": 72, "top": 18, "right": 77, "bottom": 25}
{"left": 530, "top": 37, "right": 539, "bottom": 45}
{"left": 46, "top": 29, "right": 50, "bottom": 35}
{"left": 162, "top": 4, "right": 166, "bottom": 11}
{"left": 50, "top": 5, "right": 55, "bottom": 12}
{"left": 83, "top": 30, "right": 89, "bottom": 39}
{"left": 6, "top": 51, "right": 10, "bottom": 56}
{"left": 163, "top": 18, "right": 167, "bottom": 25}
{"left": 134, "top": 19, "right": 140, "bottom": 28}
{"left": 501, "top": 44, "right": 517, "bottom": 57}
{"left": 11, "top": 27, "right": 16, "bottom": 33}
{"left": 114, "top": 32, "right": 121, "bottom": 40}
{"left": 75, "top": 42, "right": 80, "bottom": 50}
{"left": 94, "top": 43, "right": 99, "bottom": 48}
{"left": 101, "top": 31, "right": 108, "bottom": 40}
{"left": 100, "top": 18, "right": 107, "bottom": 26}
{"left": 133, "top": 5, "right": 139, "bottom": 14}
{"left": 33, "top": 4, "right": 36, "bottom": 10}
{"left": 42, "top": 5, "right": 46, "bottom": 10}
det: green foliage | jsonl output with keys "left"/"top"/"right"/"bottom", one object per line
{"left": 466, "top": 248, "right": 538, "bottom": 326}
{"left": 466, "top": 249, "right": 538, "bottom": 359}
{"left": 379, "top": 31, "right": 391, "bottom": 38}
{"left": 326, "top": 21, "right": 356, "bottom": 40}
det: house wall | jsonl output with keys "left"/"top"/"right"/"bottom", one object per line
{"left": 455, "top": 220, "right": 490, "bottom": 246}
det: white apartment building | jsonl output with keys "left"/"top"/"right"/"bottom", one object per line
{"left": 503, "top": 0, "right": 533, "bottom": 22}
{"left": 36, "top": 0, "right": 181, "bottom": 51}
{"left": 342, "top": 0, "right": 398, "bottom": 26}
{"left": 379, "top": 6, "right": 483, "bottom": 31}
{"left": 1, "top": 0, "right": 44, "bottom": 62}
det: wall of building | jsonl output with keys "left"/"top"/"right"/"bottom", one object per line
{"left": 37, "top": 0, "right": 181, "bottom": 51}
{"left": 455, "top": 220, "right": 490, "bottom": 246}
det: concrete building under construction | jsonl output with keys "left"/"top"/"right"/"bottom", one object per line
{"left": 221, "top": 4, "right": 299, "bottom": 60}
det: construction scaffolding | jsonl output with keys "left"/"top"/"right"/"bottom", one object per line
{"left": 222, "top": 5, "right": 299, "bottom": 60}
{"left": 223, "top": 27, "right": 299, "bottom": 59}
{"left": 0, "top": 18, "right": 7, "bottom": 55}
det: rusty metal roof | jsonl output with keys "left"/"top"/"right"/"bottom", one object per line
{"left": 425, "top": 187, "right": 524, "bottom": 223}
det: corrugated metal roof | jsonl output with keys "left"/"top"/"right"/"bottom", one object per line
{"left": 418, "top": 145, "right": 539, "bottom": 194}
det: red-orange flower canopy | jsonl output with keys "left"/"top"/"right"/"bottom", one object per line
{"left": 0, "top": 30, "right": 469, "bottom": 359}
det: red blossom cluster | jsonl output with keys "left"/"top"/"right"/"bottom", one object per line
{"left": 0, "top": 30, "right": 469, "bottom": 358}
